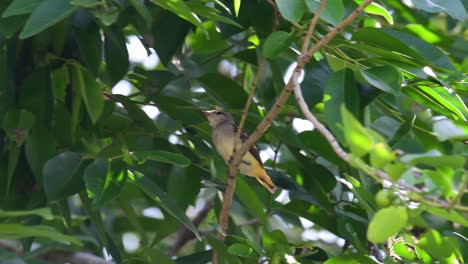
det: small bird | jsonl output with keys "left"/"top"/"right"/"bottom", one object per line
{"left": 203, "top": 109, "right": 277, "bottom": 193}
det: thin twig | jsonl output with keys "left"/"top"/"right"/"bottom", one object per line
{"left": 301, "top": 0, "right": 327, "bottom": 54}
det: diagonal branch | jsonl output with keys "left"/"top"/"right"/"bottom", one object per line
{"left": 229, "top": 0, "right": 374, "bottom": 185}
{"left": 217, "top": 0, "right": 374, "bottom": 244}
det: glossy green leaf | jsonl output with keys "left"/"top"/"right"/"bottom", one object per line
{"left": 341, "top": 105, "right": 373, "bottom": 157}
{"left": 367, "top": 206, "right": 407, "bottom": 243}
{"left": 275, "top": 0, "right": 306, "bottom": 23}
{"left": 19, "top": 0, "right": 78, "bottom": 39}
{"left": 353, "top": 28, "right": 454, "bottom": 70}
{"left": 43, "top": 152, "right": 85, "bottom": 201}
{"left": 0, "top": 224, "right": 82, "bottom": 246}
{"left": 262, "top": 31, "right": 293, "bottom": 58}
{"left": 305, "top": 0, "right": 344, "bottom": 26}
{"left": 361, "top": 66, "right": 402, "bottom": 95}
{"left": 425, "top": 207, "right": 468, "bottom": 227}
{"left": 355, "top": 0, "right": 393, "bottom": 24}
{"left": 70, "top": 63, "right": 104, "bottom": 124}
{"left": 150, "top": 0, "right": 203, "bottom": 28}
{"left": 131, "top": 171, "right": 201, "bottom": 240}
{"left": 84, "top": 159, "right": 128, "bottom": 208}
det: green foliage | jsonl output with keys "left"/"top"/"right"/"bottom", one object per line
{"left": 0, "top": 0, "right": 466, "bottom": 263}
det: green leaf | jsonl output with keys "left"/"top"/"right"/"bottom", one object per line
{"left": 104, "top": 27, "right": 129, "bottom": 86}
{"left": 235, "top": 177, "right": 267, "bottom": 222}
{"left": 234, "top": 0, "right": 241, "bottom": 16}
{"left": 401, "top": 150, "right": 466, "bottom": 168}
{"left": 0, "top": 224, "right": 82, "bottom": 246}
{"left": 84, "top": 159, "right": 128, "bottom": 208}
{"left": 0, "top": 208, "right": 53, "bottom": 220}
{"left": 25, "top": 125, "right": 56, "bottom": 181}
{"left": 367, "top": 206, "right": 407, "bottom": 243}
{"left": 146, "top": 150, "right": 191, "bottom": 167}
{"left": 355, "top": 0, "right": 394, "bottom": 24}
{"left": 262, "top": 31, "right": 293, "bottom": 58}
{"left": 405, "top": 85, "right": 468, "bottom": 121}
{"left": 199, "top": 73, "right": 250, "bottom": 109}
{"left": 187, "top": 3, "right": 241, "bottom": 28}
{"left": 370, "top": 142, "right": 395, "bottom": 169}
{"left": 112, "top": 94, "right": 156, "bottom": 132}
{"left": 352, "top": 28, "right": 454, "bottom": 70}
{"left": 425, "top": 207, "right": 468, "bottom": 227}
{"left": 186, "top": 21, "right": 228, "bottom": 54}
{"left": 305, "top": 0, "right": 345, "bottom": 26}
{"left": 150, "top": 0, "right": 203, "bottom": 28}
{"left": 70, "top": 63, "right": 104, "bottom": 124}
{"left": 361, "top": 66, "right": 402, "bottom": 95}
{"left": 50, "top": 66, "right": 68, "bottom": 102}
{"left": 417, "top": 230, "right": 453, "bottom": 258}
{"left": 129, "top": 0, "right": 152, "bottom": 26}
{"left": 74, "top": 22, "right": 102, "bottom": 77}
{"left": 2, "top": 0, "right": 44, "bottom": 17}
{"left": 131, "top": 171, "right": 201, "bottom": 240}
{"left": 43, "top": 152, "right": 85, "bottom": 201}
{"left": 275, "top": 0, "right": 307, "bottom": 23}
{"left": 228, "top": 243, "right": 255, "bottom": 258}
{"left": 152, "top": 12, "right": 191, "bottom": 66}
{"left": 412, "top": 0, "right": 467, "bottom": 21}
{"left": 324, "top": 253, "right": 378, "bottom": 264}
{"left": 324, "top": 69, "right": 360, "bottom": 143}
{"left": 341, "top": 105, "right": 373, "bottom": 157}
{"left": 19, "top": 0, "right": 78, "bottom": 39}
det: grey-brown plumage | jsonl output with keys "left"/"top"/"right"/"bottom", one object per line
{"left": 202, "top": 109, "right": 277, "bottom": 193}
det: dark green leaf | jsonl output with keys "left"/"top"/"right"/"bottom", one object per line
{"left": 131, "top": 171, "right": 201, "bottom": 240}
{"left": 104, "top": 27, "right": 129, "bottom": 86}
{"left": 43, "top": 152, "right": 85, "bottom": 201}
{"left": 2, "top": 0, "right": 43, "bottom": 17}
{"left": 361, "top": 66, "right": 402, "bottom": 95}
{"left": 150, "top": 0, "right": 203, "bottom": 28}
{"left": 199, "top": 73, "right": 250, "bottom": 109}
{"left": 19, "top": 0, "right": 78, "bottom": 39}
{"left": 70, "top": 63, "right": 104, "bottom": 124}
{"left": 147, "top": 150, "right": 191, "bottom": 167}
{"left": 25, "top": 125, "right": 56, "bottom": 181}
{"left": 412, "top": 0, "right": 467, "bottom": 21}
{"left": 324, "top": 253, "right": 377, "bottom": 264}
{"left": 0, "top": 224, "right": 82, "bottom": 246}
{"left": 84, "top": 159, "right": 128, "bottom": 208}
{"left": 262, "top": 31, "right": 293, "bottom": 58}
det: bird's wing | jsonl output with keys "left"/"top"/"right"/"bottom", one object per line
{"left": 233, "top": 123, "right": 264, "bottom": 167}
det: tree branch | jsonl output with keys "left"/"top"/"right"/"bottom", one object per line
{"left": 214, "top": 0, "right": 374, "bottom": 261}
{"left": 169, "top": 199, "right": 214, "bottom": 256}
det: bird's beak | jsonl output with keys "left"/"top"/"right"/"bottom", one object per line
{"left": 202, "top": 110, "right": 212, "bottom": 116}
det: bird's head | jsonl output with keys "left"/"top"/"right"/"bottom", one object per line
{"left": 202, "top": 109, "right": 232, "bottom": 128}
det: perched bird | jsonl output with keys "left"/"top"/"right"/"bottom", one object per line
{"left": 203, "top": 109, "right": 277, "bottom": 193}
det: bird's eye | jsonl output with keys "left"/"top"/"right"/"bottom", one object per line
{"left": 215, "top": 111, "right": 223, "bottom": 115}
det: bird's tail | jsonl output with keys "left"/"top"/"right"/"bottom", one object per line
{"left": 255, "top": 168, "right": 277, "bottom": 193}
